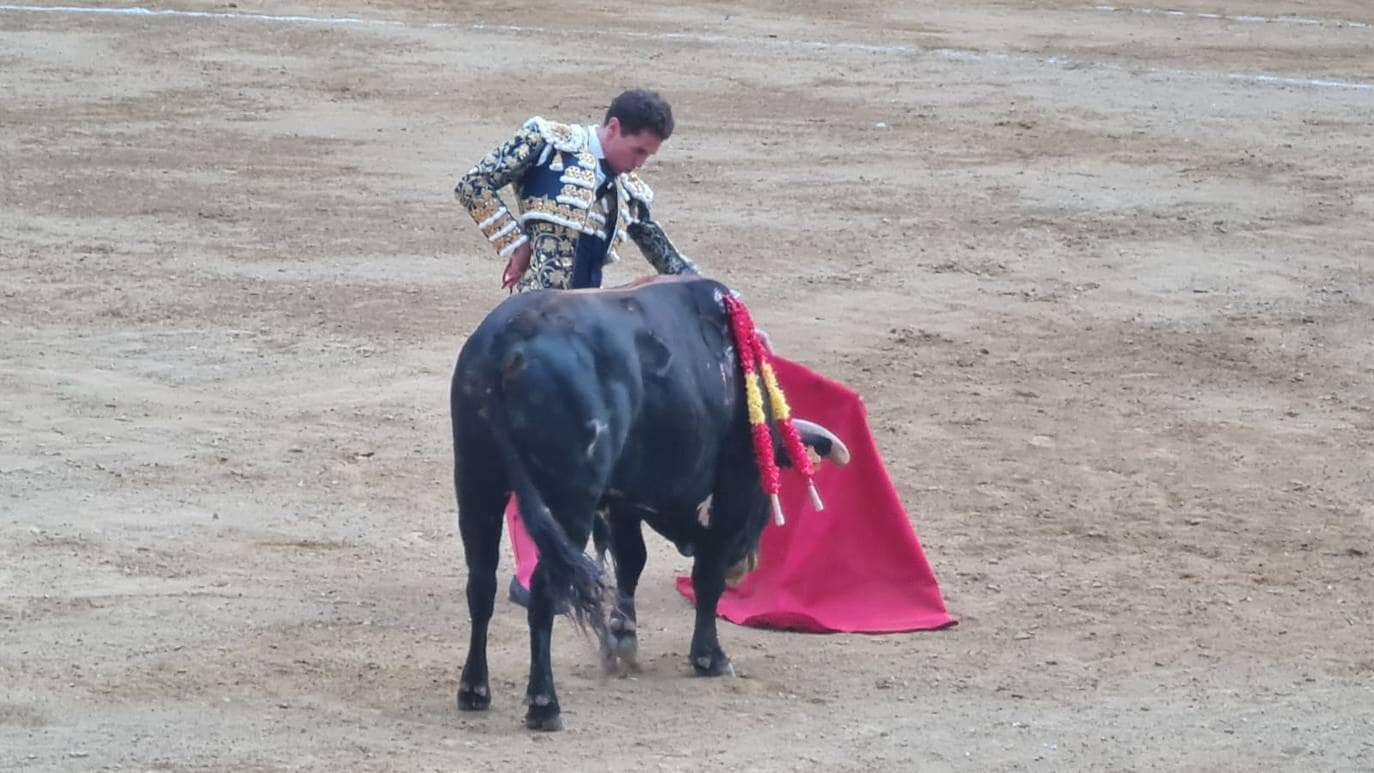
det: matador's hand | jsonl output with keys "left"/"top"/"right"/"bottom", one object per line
{"left": 501, "top": 242, "right": 532, "bottom": 290}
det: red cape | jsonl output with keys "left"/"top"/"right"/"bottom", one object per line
{"left": 506, "top": 357, "right": 954, "bottom": 633}
{"left": 674, "top": 357, "right": 954, "bottom": 633}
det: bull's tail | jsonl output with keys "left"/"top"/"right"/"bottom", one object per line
{"left": 485, "top": 360, "right": 606, "bottom": 636}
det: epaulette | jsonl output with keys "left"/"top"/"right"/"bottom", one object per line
{"left": 619, "top": 172, "right": 654, "bottom": 205}
{"left": 524, "top": 116, "right": 588, "bottom": 154}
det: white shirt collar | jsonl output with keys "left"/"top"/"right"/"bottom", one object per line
{"left": 586, "top": 125, "right": 605, "bottom": 159}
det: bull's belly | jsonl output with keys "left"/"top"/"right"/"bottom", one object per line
{"left": 601, "top": 481, "right": 712, "bottom": 558}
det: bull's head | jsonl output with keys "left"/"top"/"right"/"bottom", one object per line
{"left": 725, "top": 417, "right": 851, "bottom": 587}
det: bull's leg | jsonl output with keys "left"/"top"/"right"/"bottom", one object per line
{"left": 601, "top": 512, "right": 646, "bottom": 674}
{"left": 523, "top": 560, "right": 562, "bottom": 730}
{"left": 454, "top": 432, "right": 509, "bottom": 712}
{"left": 497, "top": 368, "right": 616, "bottom": 731}
{"left": 688, "top": 550, "right": 735, "bottom": 677}
{"left": 523, "top": 499, "right": 597, "bottom": 732}
{"left": 687, "top": 455, "right": 765, "bottom": 679}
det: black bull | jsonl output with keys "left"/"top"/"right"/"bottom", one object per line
{"left": 450, "top": 277, "right": 849, "bottom": 730}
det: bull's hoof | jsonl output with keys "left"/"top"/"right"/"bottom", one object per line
{"left": 691, "top": 654, "right": 735, "bottom": 678}
{"left": 526, "top": 714, "right": 564, "bottom": 732}
{"left": 525, "top": 698, "right": 563, "bottom": 731}
{"left": 457, "top": 683, "right": 490, "bottom": 711}
{"left": 600, "top": 616, "right": 640, "bottom": 675}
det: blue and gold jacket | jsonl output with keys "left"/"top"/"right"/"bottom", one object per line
{"left": 455, "top": 117, "right": 699, "bottom": 291}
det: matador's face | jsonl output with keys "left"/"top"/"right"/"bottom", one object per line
{"left": 601, "top": 117, "right": 663, "bottom": 175}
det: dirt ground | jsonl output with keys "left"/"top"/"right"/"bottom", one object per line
{"left": 3, "top": 0, "right": 1373, "bottom": 769}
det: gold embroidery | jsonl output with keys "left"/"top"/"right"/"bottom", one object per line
{"left": 471, "top": 200, "right": 505, "bottom": 229}
{"left": 558, "top": 184, "right": 595, "bottom": 206}
{"left": 561, "top": 166, "right": 595, "bottom": 187}
{"left": 486, "top": 219, "right": 518, "bottom": 243}
{"left": 484, "top": 218, "right": 516, "bottom": 240}
{"left": 547, "top": 121, "right": 576, "bottom": 146}
{"left": 472, "top": 202, "right": 521, "bottom": 245}
{"left": 520, "top": 197, "right": 593, "bottom": 230}
{"left": 470, "top": 199, "right": 499, "bottom": 220}
{"left": 619, "top": 172, "right": 654, "bottom": 204}
{"left": 492, "top": 227, "right": 526, "bottom": 255}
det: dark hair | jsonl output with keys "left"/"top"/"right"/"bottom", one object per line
{"left": 604, "top": 89, "right": 674, "bottom": 140}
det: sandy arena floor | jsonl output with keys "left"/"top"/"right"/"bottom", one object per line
{"left": 2, "top": 0, "right": 1373, "bottom": 769}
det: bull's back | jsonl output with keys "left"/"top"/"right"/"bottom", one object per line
{"left": 457, "top": 278, "right": 733, "bottom": 390}
{"left": 453, "top": 278, "right": 741, "bottom": 504}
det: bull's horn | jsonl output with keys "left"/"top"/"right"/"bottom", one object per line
{"left": 792, "top": 418, "right": 851, "bottom": 466}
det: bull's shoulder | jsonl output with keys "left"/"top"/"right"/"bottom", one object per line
{"left": 641, "top": 275, "right": 735, "bottom": 307}
{"left": 473, "top": 278, "right": 736, "bottom": 339}
{"left": 552, "top": 275, "right": 730, "bottom": 303}
{"left": 615, "top": 274, "right": 730, "bottom": 295}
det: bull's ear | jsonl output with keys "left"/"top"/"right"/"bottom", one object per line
{"left": 790, "top": 418, "right": 851, "bottom": 467}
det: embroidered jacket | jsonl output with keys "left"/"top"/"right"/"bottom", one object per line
{"left": 455, "top": 117, "right": 699, "bottom": 291}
